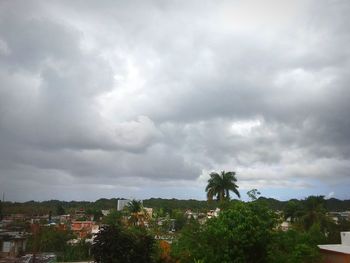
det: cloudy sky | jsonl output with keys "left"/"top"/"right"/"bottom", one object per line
{"left": 0, "top": 0, "right": 349, "bottom": 202}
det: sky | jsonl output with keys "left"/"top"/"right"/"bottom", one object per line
{"left": 0, "top": 0, "right": 350, "bottom": 202}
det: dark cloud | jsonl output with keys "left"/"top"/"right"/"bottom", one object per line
{"left": 0, "top": 0, "right": 350, "bottom": 201}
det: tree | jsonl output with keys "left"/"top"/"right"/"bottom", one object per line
{"left": 284, "top": 200, "right": 302, "bottom": 223}
{"left": 55, "top": 204, "right": 65, "bottom": 216}
{"left": 86, "top": 208, "right": 103, "bottom": 222}
{"left": 172, "top": 202, "right": 277, "bottom": 263}
{"left": 26, "top": 226, "right": 73, "bottom": 253}
{"left": 266, "top": 224, "right": 324, "bottom": 263}
{"left": 102, "top": 209, "right": 123, "bottom": 226}
{"left": 126, "top": 200, "right": 148, "bottom": 226}
{"left": 126, "top": 200, "right": 142, "bottom": 213}
{"left": 58, "top": 239, "right": 91, "bottom": 262}
{"left": 300, "top": 196, "right": 328, "bottom": 231}
{"left": 91, "top": 225, "right": 155, "bottom": 263}
{"left": 247, "top": 188, "right": 261, "bottom": 201}
{"left": 205, "top": 171, "right": 240, "bottom": 202}
{"left": 172, "top": 209, "right": 187, "bottom": 231}
{"left": 171, "top": 220, "right": 202, "bottom": 263}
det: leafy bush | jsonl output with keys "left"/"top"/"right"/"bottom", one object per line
{"left": 266, "top": 225, "right": 324, "bottom": 263}
{"left": 172, "top": 201, "right": 277, "bottom": 263}
{"left": 91, "top": 225, "right": 155, "bottom": 263}
{"left": 26, "top": 226, "right": 73, "bottom": 253}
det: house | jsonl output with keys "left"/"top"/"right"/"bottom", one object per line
{"left": 0, "top": 231, "right": 28, "bottom": 258}
{"left": 70, "top": 221, "right": 96, "bottom": 239}
{"left": 59, "top": 214, "right": 71, "bottom": 223}
{"left": 318, "top": 232, "right": 350, "bottom": 263}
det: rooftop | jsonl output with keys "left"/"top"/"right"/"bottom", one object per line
{"left": 318, "top": 245, "right": 350, "bottom": 254}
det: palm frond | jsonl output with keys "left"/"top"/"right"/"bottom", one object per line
{"left": 205, "top": 170, "right": 240, "bottom": 201}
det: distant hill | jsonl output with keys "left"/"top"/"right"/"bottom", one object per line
{"left": 143, "top": 198, "right": 218, "bottom": 211}
{"left": 325, "top": 198, "right": 350, "bottom": 212}
{"left": 256, "top": 197, "right": 350, "bottom": 212}
{"left": 255, "top": 197, "right": 288, "bottom": 211}
{"left": 2, "top": 197, "right": 350, "bottom": 216}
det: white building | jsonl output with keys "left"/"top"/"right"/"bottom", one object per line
{"left": 117, "top": 199, "right": 132, "bottom": 211}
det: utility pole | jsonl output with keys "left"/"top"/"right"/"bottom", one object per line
{"left": 0, "top": 192, "right": 4, "bottom": 220}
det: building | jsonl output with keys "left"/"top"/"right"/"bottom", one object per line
{"left": 328, "top": 211, "right": 350, "bottom": 223}
{"left": 117, "top": 199, "right": 131, "bottom": 211}
{"left": 58, "top": 214, "right": 71, "bottom": 223}
{"left": 318, "top": 232, "right": 350, "bottom": 263}
{"left": 71, "top": 221, "right": 96, "bottom": 239}
{"left": 0, "top": 231, "right": 28, "bottom": 258}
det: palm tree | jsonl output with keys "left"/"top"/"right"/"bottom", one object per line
{"left": 126, "top": 199, "right": 142, "bottom": 214}
{"left": 205, "top": 171, "right": 240, "bottom": 202}
{"left": 126, "top": 200, "right": 147, "bottom": 226}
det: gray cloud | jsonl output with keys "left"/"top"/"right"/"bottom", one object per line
{"left": 1, "top": 0, "right": 350, "bottom": 201}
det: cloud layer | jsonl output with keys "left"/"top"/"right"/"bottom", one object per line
{"left": 0, "top": 0, "right": 349, "bottom": 201}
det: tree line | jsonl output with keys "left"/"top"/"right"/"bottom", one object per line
{"left": 2, "top": 197, "right": 350, "bottom": 217}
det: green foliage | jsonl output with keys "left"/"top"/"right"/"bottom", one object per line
{"left": 325, "top": 198, "right": 350, "bottom": 211}
{"left": 171, "top": 220, "right": 202, "bottom": 263}
{"left": 292, "top": 243, "right": 321, "bottom": 263}
{"left": 2, "top": 197, "right": 350, "bottom": 216}
{"left": 56, "top": 204, "right": 65, "bottom": 215}
{"left": 101, "top": 209, "right": 122, "bottom": 226}
{"left": 126, "top": 200, "right": 146, "bottom": 226}
{"left": 300, "top": 196, "right": 328, "bottom": 231}
{"left": 26, "top": 226, "right": 92, "bottom": 261}
{"left": 3, "top": 195, "right": 348, "bottom": 263}
{"left": 126, "top": 200, "right": 143, "bottom": 213}
{"left": 283, "top": 196, "right": 333, "bottom": 233}
{"left": 206, "top": 171, "right": 240, "bottom": 202}
{"left": 172, "top": 209, "right": 187, "bottom": 231}
{"left": 91, "top": 225, "right": 155, "bottom": 263}
{"left": 284, "top": 200, "right": 303, "bottom": 223}
{"left": 144, "top": 199, "right": 217, "bottom": 213}
{"left": 76, "top": 216, "right": 88, "bottom": 221}
{"left": 246, "top": 188, "right": 261, "bottom": 201}
{"left": 27, "top": 226, "right": 74, "bottom": 253}
{"left": 86, "top": 208, "right": 104, "bottom": 222}
{"left": 266, "top": 224, "right": 325, "bottom": 263}
{"left": 58, "top": 239, "right": 91, "bottom": 262}
{"left": 326, "top": 217, "right": 350, "bottom": 243}
{"left": 173, "top": 201, "right": 277, "bottom": 263}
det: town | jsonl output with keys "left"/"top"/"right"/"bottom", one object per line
{"left": 1, "top": 189, "right": 350, "bottom": 263}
